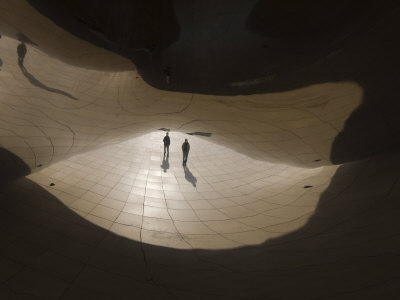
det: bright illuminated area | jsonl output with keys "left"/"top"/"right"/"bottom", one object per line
{"left": 29, "top": 131, "right": 335, "bottom": 249}
{"left": 1, "top": 1, "right": 400, "bottom": 299}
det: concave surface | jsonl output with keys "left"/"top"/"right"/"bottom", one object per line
{"left": 1, "top": 0, "right": 400, "bottom": 299}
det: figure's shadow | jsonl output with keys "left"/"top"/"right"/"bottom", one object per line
{"left": 161, "top": 155, "right": 170, "bottom": 173}
{"left": 183, "top": 166, "right": 197, "bottom": 187}
{"left": 17, "top": 40, "right": 78, "bottom": 101}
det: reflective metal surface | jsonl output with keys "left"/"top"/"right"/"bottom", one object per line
{"left": 1, "top": 1, "right": 400, "bottom": 299}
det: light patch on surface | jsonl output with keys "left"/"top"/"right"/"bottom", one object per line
{"left": 29, "top": 131, "right": 338, "bottom": 250}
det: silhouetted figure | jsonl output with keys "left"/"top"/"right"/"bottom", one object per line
{"left": 0, "top": 57, "right": 3, "bottom": 70}
{"left": 161, "top": 156, "right": 170, "bottom": 173}
{"left": 184, "top": 166, "right": 197, "bottom": 187}
{"left": 163, "top": 132, "right": 170, "bottom": 156}
{"left": 163, "top": 67, "right": 171, "bottom": 84}
{"left": 182, "top": 139, "right": 190, "bottom": 166}
{"left": 16, "top": 32, "right": 38, "bottom": 46}
{"left": 17, "top": 42, "right": 27, "bottom": 65}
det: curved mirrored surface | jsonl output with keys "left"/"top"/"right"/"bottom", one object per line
{"left": 1, "top": 1, "right": 400, "bottom": 299}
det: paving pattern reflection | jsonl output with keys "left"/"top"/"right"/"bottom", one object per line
{"left": 29, "top": 131, "right": 336, "bottom": 249}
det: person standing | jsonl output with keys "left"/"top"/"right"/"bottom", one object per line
{"left": 182, "top": 139, "right": 190, "bottom": 166}
{"left": 163, "top": 132, "right": 170, "bottom": 156}
{"left": 17, "top": 42, "right": 27, "bottom": 65}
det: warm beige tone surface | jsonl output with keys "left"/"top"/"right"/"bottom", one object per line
{"left": 29, "top": 131, "right": 338, "bottom": 249}
{"left": 1, "top": 1, "right": 400, "bottom": 299}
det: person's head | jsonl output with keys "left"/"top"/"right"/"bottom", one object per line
{"left": 185, "top": 139, "right": 188, "bottom": 142}
{"left": 166, "top": 132, "right": 169, "bottom": 136}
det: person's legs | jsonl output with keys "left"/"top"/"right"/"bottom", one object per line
{"left": 183, "top": 151, "right": 188, "bottom": 166}
{"left": 164, "top": 144, "right": 169, "bottom": 156}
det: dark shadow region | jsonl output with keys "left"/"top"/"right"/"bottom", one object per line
{"left": 0, "top": 148, "right": 30, "bottom": 185}
{"left": 158, "top": 128, "right": 170, "bottom": 132}
{"left": 27, "top": 0, "right": 180, "bottom": 66}
{"left": 183, "top": 166, "right": 197, "bottom": 187}
{"left": 187, "top": 132, "right": 212, "bottom": 137}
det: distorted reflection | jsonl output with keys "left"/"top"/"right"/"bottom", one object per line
{"left": 161, "top": 155, "right": 170, "bottom": 173}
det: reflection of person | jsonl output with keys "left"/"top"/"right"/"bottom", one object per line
{"left": 163, "top": 132, "right": 170, "bottom": 156}
{"left": 181, "top": 139, "right": 190, "bottom": 166}
{"left": 17, "top": 42, "right": 27, "bottom": 65}
{"left": 161, "top": 156, "right": 169, "bottom": 173}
